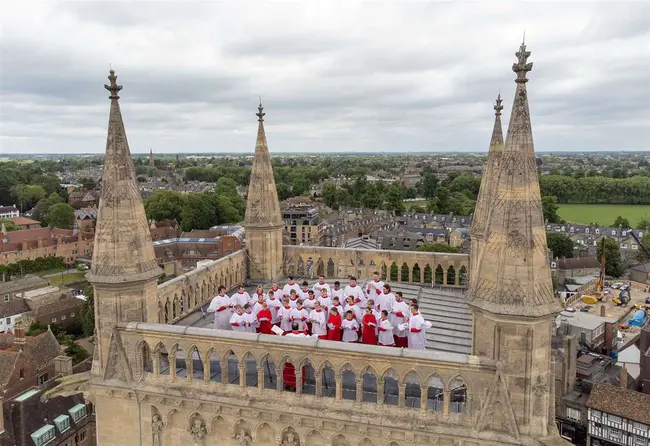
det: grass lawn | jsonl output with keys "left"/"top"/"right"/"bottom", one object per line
{"left": 34, "top": 267, "right": 67, "bottom": 276}
{"left": 48, "top": 272, "right": 87, "bottom": 286}
{"left": 404, "top": 200, "right": 428, "bottom": 210}
{"left": 557, "top": 204, "right": 650, "bottom": 227}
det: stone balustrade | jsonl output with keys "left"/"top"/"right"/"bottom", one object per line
{"left": 121, "top": 322, "right": 498, "bottom": 428}
{"left": 284, "top": 246, "right": 470, "bottom": 287}
{"left": 155, "top": 250, "right": 247, "bottom": 324}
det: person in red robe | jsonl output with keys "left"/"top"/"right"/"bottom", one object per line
{"left": 326, "top": 307, "right": 342, "bottom": 341}
{"left": 256, "top": 301, "right": 273, "bottom": 334}
{"left": 361, "top": 307, "right": 378, "bottom": 345}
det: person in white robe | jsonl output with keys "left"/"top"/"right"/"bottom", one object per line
{"left": 278, "top": 299, "right": 294, "bottom": 332}
{"left": 287, "top": 290, "right": 300, "bottom": 309}
{"left": 365, "top": 272, "right": 384, "bottom": 301}
{"left": 312, "top": 275, "right": 330, "bottom": 295}
{"left": 270, "top": 281, "right": 284, "bottom": 300}
{"left": 299, "top": 281, "right": 311, "bottom": 301}
{"left": 309, "top": 301, "right": 327, "bottom": 338}
{"left": 285, "top": 322, "right": 309, "bottom": 338}
{"left": 290, "top": 300, "right": 309, "bottom": 331}
{"left": 331, "top": 281, "right": 345, "bottom": 303}
{"left": 229, "top": 306, "right": 247, "bottom": 332}
{"left": 406, "top": 304, "right": 431, "bottom": 350}
{"left": 377, "top": 310, "right": 395, "bottom": 346}
{"left": 230, "top": 286, "right": 250, "bottom": 308}
{"left": 303, "top": 290, "right": 318, "bottom": 311}
{"left": 266, "top": 290, "right": 282, "bottom": 325}
{"left": 242, "top": 304, "right": 258, "bottom": 333}
{"left": 341, "top": 311, "right": 359, "bottom": 342}
{"left": 344, "top": 296, "right": 363, "bottom": 323}
{"left": 251, "top": 286, "right": 265, "bottom": 306}
{"left": 317, "top": 289, "right": 332, "bottom": 313}
{"left": 283, "top": 276, "right": 302, "bottom": 297}
{"left": 391, "top": 291, "right": 410, "bottom": 348}
{"left": 207, "top": 285, "right": 232, "bottom": 330}
{"left": 252, "top": 294, "right": 266, "bottom": 316}
{"left": 344, "top": 277, "right": 366, "bottom": 308}
{"left": 377, "top": 284, "right": 395, "bottom": 315}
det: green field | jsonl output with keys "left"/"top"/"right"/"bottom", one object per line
{"left": 557, "top": 204, "right": 650, "bottom": 227}
{"left": 404, "top": 200, "right": 428, "bottom": 210}
{"left": 48, "top": 272, "right": 87, "bottom": 286}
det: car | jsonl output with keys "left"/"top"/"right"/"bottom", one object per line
{"left": 611, "top": 283, "right": 621, "bottom": 289}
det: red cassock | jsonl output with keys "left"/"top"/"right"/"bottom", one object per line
{"left": 361, "top": 313, "right": 378, "bottom": 345}
{"left": 326, "top": 313, "right": 342, "bottom": 341}
{"left": 257, "top": 308, "right": 273, "bottom": 334}
{"left": 282, "top": 363, "right": 306, "bottom": 390}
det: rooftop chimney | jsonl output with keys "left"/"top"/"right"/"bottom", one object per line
{"left": 620, "top": 363, "right": 628, "bottom": 389}
{"left": 13, "top": 320, "right": 26, "bottom": 349}
{"left": 600, "top": 304, "right": 606, "bottom": 317}
{"left": 54, "top": 355, "right": 73, "bottom": 377}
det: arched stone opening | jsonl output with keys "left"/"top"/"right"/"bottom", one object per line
{"left": 327, "top": 258, "right": 335, "bottom": 277}
{"left": 297, "top": 257, "right": 305, "bottom": 276}
{"left": 317, "top": 258, "right": 324, "bottom": 276}
{"left": 256, "top": 422, "right": 276, "bottom": 444}
{"left": 155, "top": 343, "right": 170, "bottom": 376}
{"left": 435, "top": 265, "right": 444, "bottom": 285}
{"left": 426, "top": 374, "right": 444, "bottom": 411}
{"left": 243, "top": 353, "right": 257, "bottom": 387}
{"left": 404, "top": 371, "right": 421, "bottom": 408}
{"left": 331, "top": 433, "right": 351, "bottom": 446}
{"left": 412, "top": 263, "right": 421, "bottom": 283}
{"left": 164, "top": 298, "right": 170, "bottom": 323}
{"left": 383, "top": 369, "right": 399, "bottom": 406}
{"left": 305, "top": 429, "right": 326, "bottom": 446}
{"left": 210, "top": 416, "right": 229, "bottom": 442}
{"left": 322, "top": 363, "right": 336, "bottom": 398}
{"left": 361, "top": 368, "right": 377, "bottom": 403}
{"left": 400, "top": 262, "right": 409, "bottom": 282}
{"left": 172, "top": 344, "right": 187, "bottom": 378}
{"left": 172, "top": 295, "right": 179, "bottom": 319}
{"left": 139, "top": 340, "right": 152, "bottom": 374}
{"left": 207, "top": 349, "right": 222, "bottom": 383}
{"left": 226, "top": 350, "right": 239, "bottom": 384}
{"left": 447, "top": 265, "right": 456, "bottom": 286}
{"left": 380, "top": 262, "right": 387, "bottom": 281}
{"left": 449, "top": 376, "right": 468, "bottom": 413}
{"left": 157, "top": 301, "right": 164, "bottom": 324}
{"left": 262, "top": 356, "right": 277, "bottom": 390}
{"left": 459, "top": 265, "right": 468, "bottom": 286}
{"left": 341, "top": 364, "right": 356, "bottom": 401}
{"left": 303, "top": 360, "right": 316, "bottom": 395}
{"left": 188, "top": 346, "right": 203, "bottom": 381}
{"left": 423, "top": 264, "right": 432, "bottom": 283}
{"left": 389, "top": 262, "right": 398, "bottom": 282}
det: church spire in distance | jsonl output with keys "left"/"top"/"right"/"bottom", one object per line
{"left": 244, "top": 100, "right": 283, "bottom": 228}
{"left": 86, "top": 70, "right": 161, "bottom": 283}
{"left": 467, "top": 42, "right": 562, "bottom": 317}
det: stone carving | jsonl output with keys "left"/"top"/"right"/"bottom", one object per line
{"left": 475, "top": 367, "right": 519, "bottom": 439}
{"left": 279, "top": 431, "right": 298, "bottom": 446}
{"left": 235, "top": 429, "right": 252, "bottom": 446}
{"left": 151, "top": 414, "right": 164, "bottom": 446}
{"left": 189, "top": 418, "right": 207, "bottom": 446}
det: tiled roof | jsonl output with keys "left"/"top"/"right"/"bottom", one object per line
{"left": 0, "top": 298, "right": 32, "bottom": 318}
{"left": 32, "top": 298, "right": 84, "bottom": 317}
{"left": 9, "top": 217, "right": 41, "bottom": 226}
{"left": 556, "top": 257, "right": 601, "bottom": 270}
{"left": 0, "top": 351, "right": 19, "bottom": 387}
{"left": 0, "top": 276, "right": 48, "bottom": 294}
{"left": 586, "top": 382, "right": 650, "bottom": 425}
{"left": 0, "top": 330, "right": 63, "bottom": 387}
{"left": 0, "top": 206, "right": 18, "bottom": 213}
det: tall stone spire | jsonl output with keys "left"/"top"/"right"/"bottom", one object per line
{"left": 244, "top": 101, "right": 284, "bottom": 280}
{"left": 87, "top": 70, "right": 161, "bottom": 283}
{"left": 467, "top": 43, "right": 561, "bottom": 317}
{"left": 244, "top": 101, "right": 284, "bottom": 227}
{"left": 470, "top": 94, "right": 505, "bottom": 272}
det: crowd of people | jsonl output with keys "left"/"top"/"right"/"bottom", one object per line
{"left": 206, "top": 272, "right": 432, "bottom": 350}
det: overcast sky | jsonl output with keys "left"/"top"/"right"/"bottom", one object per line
{"left": 1, "top": 2, "right": 649, "bottom": 154}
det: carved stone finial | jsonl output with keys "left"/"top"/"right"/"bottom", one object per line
{"left": 494, "top": 93, "right": 503, "bottom": 117}
{"left": 151, "top": 414, "right": 164, "bottom": 446}
{"left": 512, "top": 42, "right": 533, "bottom": 83}
{"left": 256, "top": 98, "right": 265, "bottom": 122}
{"left": 104, "top": 69, "right": 123, "bottom": 99}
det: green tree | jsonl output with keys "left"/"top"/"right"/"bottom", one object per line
{"left": 0, "top": 219, "right": 20, "bottom": 231}
{"left": 413, "top": 244, "right": 460, "bottom": 253}
{"left": 419, "top": 171, "right": 439, "bottom": 199}
{"left": 31, "top": 174, "right": 62, "bottom": 196}
{"left": 79, "top": 177, "right": 97, "bottom": 190}
{"left": 434, "top": 187, "right": 451, "bottom": 213}
{"left": 180, "top": 193, "right": 217, "bottom": 231}
{"left": 612, "top": 216, "right": 631, "bottom": 229}
{"left": 11, "top": 184, "right": 46, "bottom": 211}
{"left": 637, "top": 218, "right": 650, "bottom": 231}
{"left": 546, "top": 232, "right": 575, "bottom": 258}
{"left": 541, "top": 196, "right": 562, "bottom": 224}
{"left": 45, "top": 203, "right": 75, "bottom": 229}
{"left": 634, "top": 233, "right": 650, "bottom": 264}
{"left": 144, "top": 190, "right": 187, "bottom": 223}
{"left": 322, "top": 184, "right": 341, "bottom": 210}
{"left": 81, "top": 286, "right": 95, "bottom": 338}
{"left": 33, "top": 192, "right": 64, "bottom": 222}
{"left": 597, "top": 238, "right": 625, "bottom": 278}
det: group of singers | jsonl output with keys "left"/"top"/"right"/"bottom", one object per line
{"left": 207, "top": 272, "right": 430, "bottom": 350}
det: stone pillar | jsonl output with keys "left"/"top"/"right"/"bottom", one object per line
{"left": 239, "top": 364, "right": 246, "bottom": 387}
{"left": 296, "top": 368, "right": 303, "bottom": 397}
{"left": 153, "top": 354, "right": 160, "bottom": 376}
{"left": 186, "top": 355, "right": 193, "bottom": 382}
{"left": 377, "top": 380, "right": 384, "bottom": 405}
{"left": 356, "top": 378, "right": 363, "bottom": 404}
{"left": 443, "top": 269, "right": 448, "bottom": 286}
{"left": 277, "top": 368, "right": 284, "bottom": 392}
{"left": 398, "top": 383, "right": 406, "bottom": 408}
{"left": 335, "top": 374, "right": 342, "bottom": 401}
{"left": 455, "top": 270, "right": 460, "bottom": 286}
{"left": 257, "top": 367, "right": 264, "bottom": 391}
{"left": 203, "top": 361, "right": 210, "bottom": 383}
{"left": 443, "top": 390, "right": 450, "bottom": 415}
{"left": 420, "top": 385, "right": 428, "bottom": 412}
{"left": 170, "top": 353, "right": 177, "bottom": 381}
{"left": 315, "top": 372, "right": 322, "bottom": 397}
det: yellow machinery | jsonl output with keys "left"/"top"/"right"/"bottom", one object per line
{"left": 581, "top": 239, "right": 607, "bottom": 305}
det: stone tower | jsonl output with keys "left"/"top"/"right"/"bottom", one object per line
{"left": 244, "top": 102, "right": 284, "bottom": 280}
{"left": 467, "top": 43, "right": 563, "bottom": 439}
{"left": 86, "top": 70, "right": 162, "bottom": 376}
{"left": 470, "top": 93, "right": 504, "bottom": 275}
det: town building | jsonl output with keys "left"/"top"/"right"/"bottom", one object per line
{"left": 628, "top": 262, "right": 650, "bottom": 293}
{"left": 586, "top": 382, "right": 650, "bottom": 446}
{"left": 556, "top": 308, "right": 618, "bottom": 354}
{"left": 75, "top": 207, "right": 98, "bottom": 233}
{"left": 8, "top": 217, "right": 41, "bottom": 230}
{"left": 0, "top": 300, "right": 31, "bottom": 334}
{"left": 0, "top": 227, "right": 94, "bottom": 266}
{"left": 553, "top": 257, "right": 602, "bottom": 285}
{"left": 1, "top": 276, "right": 49, "bottom": 302}
{"left": 0, "top": 322, "right": 63, "bottom": 400}
{"left": 0, "top": 207, "right": 19, "bottom": 220}
{"left": 282, "top": 205, "right": 326, "bottom": 245}
{"left": 152, "top": 231, "right": 242, "bottom": 270}
{"left": 45, "top": 45, "right": 574, "bottom": 446}
{"left": 545, "top": 223, "right": 646, "bottom": 261}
